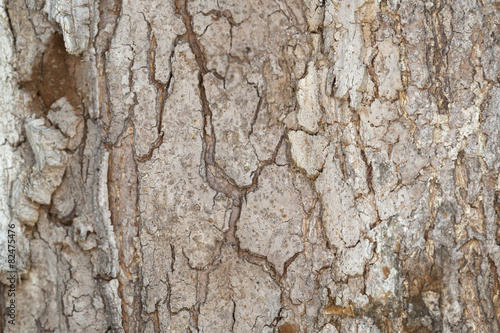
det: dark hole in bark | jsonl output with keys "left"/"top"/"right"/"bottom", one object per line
{"left": 20, "top": 33, "right": 81, "bottom": 114}
{"left": 38, "top": 33, "right": 80, "bottom": 109}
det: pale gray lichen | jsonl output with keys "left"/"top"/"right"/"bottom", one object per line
{"left": 327, "top": 0, "right": 368, "bottom": 110}
{"left": 24, "top": 118, "right": 68, "bottom": 205}
{"left": 50, "top": 173, "right": 75, "bottom": 220}
{"left": 44, "top": 0, "right": 91, "bottom": 54}
{"left": 288, "top": 130, "right": 329, "bottom": 178}
{"left": 47, "top": 97, "right": 84, "bottom": 150}
{"left": 11, "top": 174, "right": 40, "bottom": 227}
{"left": 296, "top": 62, "right": 323, "bottom": 133}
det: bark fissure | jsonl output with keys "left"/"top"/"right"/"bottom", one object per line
{"left": 1, "top": 0, "right": 499, "bottom": 331}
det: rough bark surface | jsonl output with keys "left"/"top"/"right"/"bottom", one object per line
{"left": 0, "top": 0, "right": 499, "bottom": 332}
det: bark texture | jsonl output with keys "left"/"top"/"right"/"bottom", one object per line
{"left": 0, "top": 0, "right": 499, "bottom": 332}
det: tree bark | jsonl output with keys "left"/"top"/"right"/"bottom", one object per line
{"left": 0, "top": 0, "right": 499, "bottom": 332}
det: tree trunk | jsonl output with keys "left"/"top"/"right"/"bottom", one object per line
{"left": 0, "top": 0, "right": 499, "bottom": 332}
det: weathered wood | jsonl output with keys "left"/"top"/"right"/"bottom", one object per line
{"left": 0, "top": 0, "right": 499, "bottom": 331}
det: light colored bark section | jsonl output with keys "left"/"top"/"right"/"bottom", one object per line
{"left": 0, "top": 0, "right": 29, "bottom": 283}
{"left": 0, "top": 0, "right": 499, "bottom": 332}
{"left": 44, "top": 0, "right": 91, "bottom": 54}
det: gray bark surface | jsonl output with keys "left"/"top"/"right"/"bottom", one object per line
{"left": 0, "top": 0, "right": 499, "bottom": 332}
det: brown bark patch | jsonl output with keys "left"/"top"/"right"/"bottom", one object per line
{"left": 278, "top": 322, "right": 299, "bottom": 333}
{"left": 325, "top": 302, "right": 355, "bottom": 318}
{"left": 38, "top": 34, "right": 80, "bottom": 109}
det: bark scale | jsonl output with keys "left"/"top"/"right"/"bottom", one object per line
{"left": 0, "top": 0, "right": 499, "bottom": 332}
